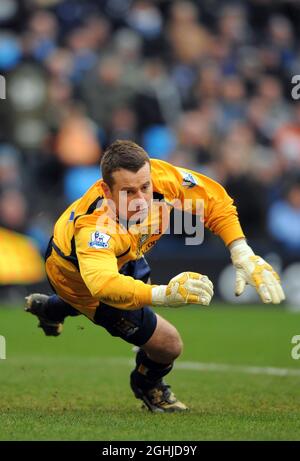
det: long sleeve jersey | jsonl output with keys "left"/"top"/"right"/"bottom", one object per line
{"left": 45, "top": 159, "right": 245, "bottom": 318}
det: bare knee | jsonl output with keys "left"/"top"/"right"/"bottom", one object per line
{"left": 142, "top": 315, "right": 183, "bottom": 363}
{"left": 164, "top": 327, "right": 183, "bottom": 359}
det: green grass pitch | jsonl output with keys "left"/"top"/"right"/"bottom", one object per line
{"left": 1, "top": 303, "right": 300, "bottom": 441}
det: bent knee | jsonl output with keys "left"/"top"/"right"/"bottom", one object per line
{"left": 156, "top": 331, "right": 183, "bottom": 361}
{"left": 164, "top": 328, "right": 183, "bottom": 359}
{"left": 144, "top": 318, "right": 183, "bottom": 361}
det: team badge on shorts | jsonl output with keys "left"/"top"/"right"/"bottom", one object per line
{"left": 89, "top": 231, "right": 111, "bottom": 249}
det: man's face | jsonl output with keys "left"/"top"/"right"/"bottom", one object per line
{"left": 103, "top": 162, "right": 153, "bottom": 224}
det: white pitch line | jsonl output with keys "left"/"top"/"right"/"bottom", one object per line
{"left": 93, "top": 357, "right": 300, "bottom": 378}
{"left": 173, "top": 361, "right": 300, "bottom": 377}
{"left": 6, "top": 356, "right": 300, "bottom": 377}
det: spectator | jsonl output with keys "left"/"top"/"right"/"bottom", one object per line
{"left": 267, "top": 178, "right": 300, "bottom": 253}
{"left": 79, "top": 54, "right": 134, "bottom": 131}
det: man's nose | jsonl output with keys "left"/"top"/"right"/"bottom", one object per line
{"left": 135, "top": 189, "right": 146, "bottom": 201}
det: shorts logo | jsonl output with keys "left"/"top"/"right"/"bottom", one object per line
{"left": 89, "top": 231, "right": 111, "bottom": 249}
{"left": 180, "top": 170, "right": 198, "bottom": 188}
{"left": 115, "top": 318, "right": 139, "bottom": 336}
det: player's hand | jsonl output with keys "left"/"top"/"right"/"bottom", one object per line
{"left": 230, "top": 239, "right": 285, "bottom": 304}
{"left": 151, "top": 271, "right": 214, "bottom": 307}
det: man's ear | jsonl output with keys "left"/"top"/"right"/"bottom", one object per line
{"left": 101, "top": 182, "right": 112, "bottom": 198}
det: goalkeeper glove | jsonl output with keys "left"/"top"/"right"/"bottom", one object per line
{"left": 151, "top": 272, "right": 214, "bottom": 307}
{"left": 229, "top": 239, "right": 285, "bottom": 304}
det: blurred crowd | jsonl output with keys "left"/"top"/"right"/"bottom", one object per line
{"left": 1, "top": 0, "right": 300, "bottom": 256}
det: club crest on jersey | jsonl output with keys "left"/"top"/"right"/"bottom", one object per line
{"left": 89, "top": 231, "right": 110, "bottom": 249}
{"left": 140, "top": 234, "right": 149, "bottom": 245}
{"left": 181, "top": 171, "right": 197, "bottom": 188}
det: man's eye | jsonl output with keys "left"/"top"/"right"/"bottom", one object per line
{"left": 142, "top": 185, "right": 149, "bottom": 191}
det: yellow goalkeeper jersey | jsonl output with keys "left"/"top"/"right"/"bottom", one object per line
{"left": 46, "top": 158, "right": 245, "bottom": 318}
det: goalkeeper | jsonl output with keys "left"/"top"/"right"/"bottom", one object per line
{"left": 26, "top": 140, "right": 285, "bottom": 413}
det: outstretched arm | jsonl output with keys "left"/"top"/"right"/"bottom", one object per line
{"left": 75, "top": 223, "right": 214, "bottom": 310}
{"left": 151, "top": 159, "right": 285, "bottom": 304}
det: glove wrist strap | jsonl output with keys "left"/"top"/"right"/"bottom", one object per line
{"left": 151, "top": 285, "right": 167, "bottom": 306}
{"left": 229, "top": 239, "right": 254, "bottom": 261}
